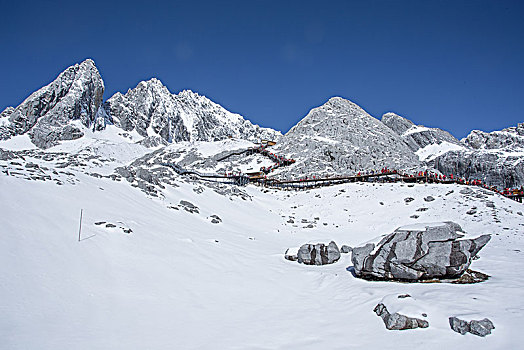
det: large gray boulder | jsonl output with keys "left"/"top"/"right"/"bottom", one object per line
{"left": 297, "top": 241, "right": 340, "bottom": 265}
{"left": 351, "top": 222, "right": 491, "bottom": 281}
{"left": 374, "top": 303, "right": 429, "bottom": 330}
{"left": 0, "top": 59, "right": 105, "bottom": 148}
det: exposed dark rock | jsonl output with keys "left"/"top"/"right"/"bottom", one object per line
{"left": 341, "top": 245, "right": 353, "bottom": 254}
{"left": 0, "top": 148, "right": 18, "bottom": 161}
{"left": 137, "top": 135, "right": 168, "bottom": 148}
{"left": 469, "top": 319, "right": 495, "bottom": 337}
{"left": 460, "top": 188, "right": 474, "bottom": 195}
{"left": 424, "top": 196, "right": 435, "bottom": 202}
{"left": 449, "top": 317, "right": 470, "bottom": 335}
{"left": 297, "top": 241, "right": 340, "bottom": 265}
{"left": 210, "top": 214, "right": 222, "bottom": 224}
{"left": 351, "top": 222, "right": 491, "bottom": 281}
{"left": 284, "top": 248, "right": 298, "bottom": 261}
{"left": 449, "top": 317, "right": 495, "bottom": 337}
{"left": 374, "top": 303, "right": 429, "bottom": 330}
{"left": 451, "top": 269, "right": 490, "bottom": 284}
{"left": 180, "top": 200, "right": 199, "bottom": 214}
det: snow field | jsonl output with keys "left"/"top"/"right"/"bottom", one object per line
{"left": 2, "top": 162, "right": 523, "bottom": 349}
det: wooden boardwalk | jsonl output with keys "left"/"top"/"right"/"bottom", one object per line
{"left": 162, "top": 144, "right": 524, "bottom": 203}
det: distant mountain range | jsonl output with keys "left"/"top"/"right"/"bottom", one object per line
{"left": 1, "top": 59, "right": 523, "bottom": 188}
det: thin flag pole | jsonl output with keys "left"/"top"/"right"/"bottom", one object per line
{"left": 78, "top": 209, "right": 83, "bottom": 242}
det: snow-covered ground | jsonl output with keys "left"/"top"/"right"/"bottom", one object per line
{"left": 1, "top": 136, "right": 523, "bottom": 349}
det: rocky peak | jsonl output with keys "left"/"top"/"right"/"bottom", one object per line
{"left": 381, "top": 112, "right": 463, "bottom": 153}
{"left": 0, "top": 58, "right": 105, "bottom": 148}
{"left": 103, "top": 80, "right": 281, "bottom": 144}
{"left": 464, "top": 124, "right": 524, "bottom": 150}
{"left": 381, "top": 112, "right": 415, "bottom": 135}
{"left": 273, "top": 97, "right": 421, "bottom": 178}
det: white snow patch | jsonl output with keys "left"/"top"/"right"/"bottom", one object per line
{"left": 416, "top": 141, "right": 465, "bottom": 161}
{"left": 402, "top": 125, "right": 431, "bottom": 136}
{"left": 0, "top": 134, "right": 36, "bottom": 150}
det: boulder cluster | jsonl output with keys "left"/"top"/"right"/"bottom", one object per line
{"left": 449, "top": 317, "right": 495, "bottom": 337}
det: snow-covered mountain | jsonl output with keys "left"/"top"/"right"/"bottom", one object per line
{"left": 268, "top": 97, "right": 422, "bottom": 179}
{"left": 0, "top": 59, "right": 104, "bottom": 149}
{"left": 0, "top": 60, "right": 280, "bottom": 149}
{"left": 102, "top": 78, "right": 281, "bottom": 143}
{"left": 1, "top": 58, "right": 523, "bottom": 188}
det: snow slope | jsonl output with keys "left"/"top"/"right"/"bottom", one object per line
{"left": 1, "top": 138, "right": 524, "bottom": 349}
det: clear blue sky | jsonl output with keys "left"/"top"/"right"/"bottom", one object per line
{"left": 1, "top": 0, "right": 523, "bottom": 138}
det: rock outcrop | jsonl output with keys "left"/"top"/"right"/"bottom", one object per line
{"left": 381, "top": 112, "right": 464, "bottom": 155}
{"left": 297, "top": 241, "right": 340, "bottom": 265}
{"left": 351, "top": 222, "right": 490, "bottom": 281}
{"left": 449, "top": 317, "right": 495, "bottom": 337}
{"left": 102, "top": 79, "right": 280, "bottom": 143}
{"left": 271, "top": 98, "right": 421, "bottom": 179}
{"left": 432, "top": 124, "right": 524, "bottom": 189}
{"left": 464, "top": 124, "right": 524, "bottom": 150}
{"left": 374, "top": 303, "right": 429, "bottom": 330}
{"left": 0, "top": 59, "right": 105, "bottom": 148}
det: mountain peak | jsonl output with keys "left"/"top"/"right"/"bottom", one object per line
{"left": 0, "top": 59, "right": 104, "bottom": 148}
{"left": 381, "top": 112, "right": 415, "bottom": 135}
{"left": 79, "top": 58, "right": 97, "bottom": 68}
{"left": 178, "top": 89, "right": 198, "bottom": 97}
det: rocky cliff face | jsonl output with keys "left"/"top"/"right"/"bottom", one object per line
{"left": 381, "top": 112, "right": 463, "bottom": 153}
{"left": 464, "top": 124, "right": 524, "bottom": 150}
{"left": 432, "top": 124, "right": 524, "bottom": 188}
{"left": 0, "top": 59, "right": 104, "bottom": 148}
{"left": 102, "top": 79, "right": 280, "bottom": 143}
{"left": 270, "top": 98, "right": 421, "bottom": 178}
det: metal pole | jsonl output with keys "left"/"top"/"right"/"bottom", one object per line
{"left": 78, "top": 209, "right": 83, "bottom": 242}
